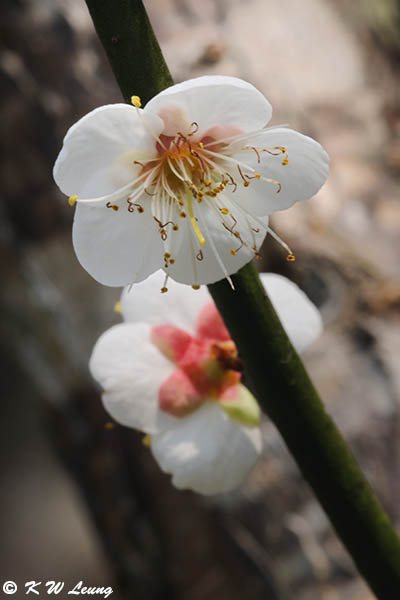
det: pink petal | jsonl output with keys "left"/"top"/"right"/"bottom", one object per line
{"left": 151, "top": 324, "right": 193, "bottom": 363}
{"left": 159, "top": 369, "right": 203, "bottom": 417}
{"left": 196, "top": 301, "right": 231, "bottom": 342}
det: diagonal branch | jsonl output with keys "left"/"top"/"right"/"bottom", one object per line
{"left": 84, "top": 1, "right": 400, "bottom": 597}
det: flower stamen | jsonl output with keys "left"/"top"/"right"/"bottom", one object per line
{"left": 187, "top": 190, "right": 206, "bottom": 247}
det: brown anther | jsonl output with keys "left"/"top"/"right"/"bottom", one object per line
{"left": 230, "top": 249, "right": 236, "bottom": 256}
{"left": 233, "top": 231, "right": 240, "bottom": 238}
{"left": 172, "top": 224, "right": 179, "bottom": 231}
{"left": 286, "top": 254, "right": 296, "bottom": 262}
{"left": 243, "top": 181, "right": 249, "bottom": 187}
{"left": 106, "top": 202, "right": 119, "bottom": 211}
{"left": 179, "top": 211, "right": 186, "bottom": 218}
{"left": 164, "top": 252, "right": 171, "bottom": 259}
{"left": 169, "top": 259, "right": 175, "bottom": 264}
{"left": 188, "top": 121, "right": 199, "bottom": 136}
{"left": 161, "top": 287, "right": 168, "bottom": 293}
{"left": 137, "top": 206, "right": 144, "bottom": 213}
{"left": 192, "top": 285, "right": 200, "bottom": 290}
{"left": 249, "top": 146, "right": 261, "bottom": 163}
{"left": 105, "top": 422, "right": 115, "bottom": 430}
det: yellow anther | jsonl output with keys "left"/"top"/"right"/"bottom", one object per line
{"left": 142, "top": 434, "right": 152, "bottom": 447}
{"left": 255, "top": 173, "right": 261, "bottom": 179}
{"left": 161, "top": 287, "right": 168, "bottom": 293}
{"left": 104, "top": 422, "right": 115, "bottom": 430}
{"left": 286, "top": 253, "right": 296, "bottom": 262}
{"left": 275, "top": 146, "right": 287, "bottom": 153}
{"left": 197, "top": 190, "right": 204, "bottom": 197}
{"left": 192, "top": 285, "right": 200, "bottom": 290}
{"left": 199, "top": 142, "right": 204, "bottom": 148}
{"left": 282, "top": 157, "right": 289, "bottom": 166}
{"left": 187, "top": 191, "right": 206, "bottom": 247}
{"left": 68, "top": 195, "right": 78, "bottom": 206}
{"left": 114, "top": 301, "right": 122, "bottom": 314}
{"left": 164, "top": 252, "right": 171, "bottom": 259}
{"left": 220, "top": 208, "right": 229, "bottom": 215}
{"left": 160, "top": 228, "right": 166, "bottom": 235}
{"left": 191, "top": 216, "right": 206, "bottom": 245}
{"left": 131, "top": 95, "right": 142, "bottom": 108}
{"left": 230, "top": 249, "right": 236, "bottom": 256}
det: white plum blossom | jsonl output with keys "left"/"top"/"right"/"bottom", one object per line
{"left": 53, "top": 76, "right": 329, "bottom": 289}
{"left": 89, "top": 271, "right": 322, "bottom": 495}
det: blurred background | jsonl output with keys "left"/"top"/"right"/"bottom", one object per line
{"left": 1, "top": 0, "right": 400, "bottom": 598}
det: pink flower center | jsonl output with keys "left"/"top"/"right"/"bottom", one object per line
{"left": 151, "top": 302, "right": 242, "bottom": 417}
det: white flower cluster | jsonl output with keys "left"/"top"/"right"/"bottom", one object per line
{"left": 54, "top": 76, "right": 327, "bottom": 494}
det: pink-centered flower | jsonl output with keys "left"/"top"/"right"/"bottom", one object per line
{"left": 53, "top": 76, "right": 329, "bottom": 289}
{"left": 89, "top": 271, "right": 322, "bottom": 495}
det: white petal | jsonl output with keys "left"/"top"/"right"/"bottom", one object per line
{"left": 72, "top": 201, "right": 163, "bottom": 286}
{"left": 260, "top": 273, "right": 322, "bottom": 352}
{"left": 227, "top": 128, "right": 329, "bottom": 216}
{"left": 151, "top": 402, "right": 262, "bottom": 495}
{"left": 89, "top": 322, "right": 175, "bottom": 434}
{"left": 121, "top": 270, "right": 209, "bottom": 334}
{"left": 144, "top": 76, "right": 272, "bottom": 135}
{"left": 164, "top": 205, "right": 268, "bottom": 285}
{"left": 53, "top": 104, "right": 163, "bottom": 197}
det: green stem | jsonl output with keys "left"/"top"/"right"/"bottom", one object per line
{"left": 84, "top": 1, "right": 400, "bottom": 596}
{"left": 210, "top": 263, "right": 400, "bottom": 598}
{"left": 86, "top": 0, "right": 173, "bottom": 104}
